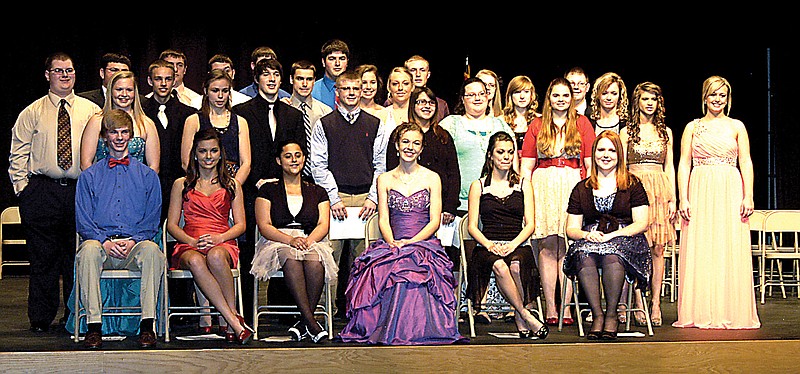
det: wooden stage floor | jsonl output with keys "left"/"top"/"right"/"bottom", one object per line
{"left": 0, "top": 274, "right": 798, "bottom": 373}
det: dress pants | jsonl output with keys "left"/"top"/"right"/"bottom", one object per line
{"left": 75, "top": 240, "right": 165, "bottom": 324}
{"left": 18, "top": 176, "right": 76, "bottom": 327}
{"left": 330, "top": 192, "right": 369, "bottom": 316}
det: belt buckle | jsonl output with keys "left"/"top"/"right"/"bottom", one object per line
{"left": 556, "top": 158, "right": 566, "bottom": 167}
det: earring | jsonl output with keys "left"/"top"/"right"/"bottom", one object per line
{"left": 396, "top": 151, "right": 400, "bottom": 157}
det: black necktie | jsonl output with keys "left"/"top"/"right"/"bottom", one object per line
{"left": 300, "top": 102, "right": 312, "bottom": 176}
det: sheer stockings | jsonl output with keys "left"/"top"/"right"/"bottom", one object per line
{"left": 281, "top": 258, "right": 326, "bottom": 334}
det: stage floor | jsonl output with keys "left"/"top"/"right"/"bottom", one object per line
{"left": 1, "top": 274, "right": 797, "bottom": 353}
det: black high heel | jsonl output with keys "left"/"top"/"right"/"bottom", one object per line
{"left": 518, "top": 330, "right": 532, "bottom": 338}
{"left": 527, "top": 314, "right": 549, "bottom": 340}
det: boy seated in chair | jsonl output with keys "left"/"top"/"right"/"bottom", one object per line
{"left": 75, "top": 109, "right": 164, "bottom": 349}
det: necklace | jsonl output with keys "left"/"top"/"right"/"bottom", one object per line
{"left": 397, "top": 170, "right": 417, "bottom": 185}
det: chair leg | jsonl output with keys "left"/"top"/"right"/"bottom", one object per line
{"left": 252, "top": 278, "right": 260, "bottom": 340}
{"left": 466, "top": 299, "right": 475, "bottom": 338}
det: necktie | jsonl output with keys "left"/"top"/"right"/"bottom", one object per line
{"left": 57, "top": 99, "right": 72, "bottom": 171}
{"left": 300, "top": 102, "right": 312, "bottom": 176}
{"left": 108, "top": 156, "right": 130, "bottom": 168}
{"left": 346, "top": 111, "right": 355, "bottom": 123}
{"left": 157, "top": 104, "right": 168, "bottom": 129}
{"left": 268, "top": 102, "right": 277, "bottom": 140}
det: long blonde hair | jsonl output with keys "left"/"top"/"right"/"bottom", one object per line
{"left": 502, "top": 75, "right": 539, "bottom": 130}
{"left": 476, "top": 69, "right": 503, "bottom": 116}
{"left": 537, "top": 77, "right": 582, "bottom": 157}
{"left": 589, "top": 72, "right": 629, "bottom": 122}
{"left": 102, "top": 70, "right": 147, "bottom": 137}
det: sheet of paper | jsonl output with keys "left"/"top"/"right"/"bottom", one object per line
{"left": 259, "top": 336, "right": 294, "bottom": 342}
{"left": 329, "top": 207, "right": 368, "bottom": 240}
{"left": 174, "top": 333, "right": 226, "bottom": 341}
{"left": 437, "top": 216, "right": 461, "bottom": 247}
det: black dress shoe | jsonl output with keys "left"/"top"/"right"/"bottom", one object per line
{"left": 600, "top": 330, "right": 618, "bottom": 341}
{"left": 29, "top": 323, "right": 49, "bottom": 333}
{"left": 137, "top": 331, "right": 157, "bottom": 348}
{"left": 84, "top": 331, "right": 103, "bottom": 349}
{"left": 586, "top": 330, "right": 602, "bottom": 340}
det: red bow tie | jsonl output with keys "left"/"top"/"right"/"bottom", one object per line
{"left": 108, "top": 157, "right": 130, "bottom": 168}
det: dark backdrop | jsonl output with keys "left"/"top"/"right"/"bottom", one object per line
{"left": 2, "top": 22, "right": 797, "bottom": 212}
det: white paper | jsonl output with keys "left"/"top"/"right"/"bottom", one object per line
{"left": 329, "top": 207, "right": 368, "bottom": 240}
{"left": 72, "top": 335, "right": 127, "bottom": 341}
{"left": 259, "top": 336, "right": 294, "bottom": 342}
{"left": 174, "top": 333, "right": 226, "bottom": 341}
{"left": 617, "top": 331, "right": 646, "bottom": 338}
{"left": 437, "top": 216, "right": 461, "bottom": 247}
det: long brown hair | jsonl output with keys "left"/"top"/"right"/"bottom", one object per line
{"left": 627, "top": 82, "right": 668, "bottom": 144}
{"left": 585, "top": 130, "right": 636, "bottom": 190}
{"left": 183, "top": 128, "right": 236, "bottom": 200}
{"left": 408, "top": 86, "right": 449, "bottom": 145}
{"left": 502, "top": 75, "right": 539, "bottom": 130}
{"left": 538, "top": 77, "right": 582, "bottom": 157}
{"left": 480, "top": 131, "right": 519, "bottom": 187}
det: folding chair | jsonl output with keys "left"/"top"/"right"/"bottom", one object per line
{"left": 760, "top": 210, "right": 800, "bottom": 304}
{"left": 748, "top": 210, "right": 769, "bottom": 296}
{"left": 458, "top": 213, "right": 543, "bottom": 338}
{"left": 252, "top": 230, "right": 333, "bottom": 340}
{"left": 661, "top": 221, "right": 680, "bottom": 303}
{"left": 162, "top": 218, "right": 243, "bottom": 342}
{"left": 1, "top": 206, "right": 28, "bottom": 279}
{"left": 72, "top": 233, "right": 165, "bottom": 342}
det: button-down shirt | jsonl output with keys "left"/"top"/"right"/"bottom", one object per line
{"left": 309, "top": 106, "right": 386, "bottom": 205}
{"left": 312, "top": 76, "right": 337, "bottom": 109}
{"left": 8, "top": 91, "right": 100, "bottom": 194}
{"left": 75, "top": 156, "right": 161, "bottom": 243}
{"left": 240, "top": 82, "right": 290, "bottom": 99}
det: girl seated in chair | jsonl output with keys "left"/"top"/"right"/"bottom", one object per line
{"left": 563, "top": 130, "right": 652, "bottom": 341}
{"left": 251, "top": 140, "right": 337, "bottom": 343}
{"left": 166, "top": 128, "right": 253, "bottom": 344}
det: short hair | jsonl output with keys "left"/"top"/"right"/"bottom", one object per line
{"left": 320, "top": 39, "right": 350, "bottom": 59}
{"left": 45, "top": 52, "right": 72, "bottom": 70}
{"left": 207, "top": 54, "right": 233, "bottom": 71}
{"left": 159, "top": 49, "right": 187, "bottom": 62}
{"left": 100, "top": 52, "right": 131, "bottom": 69}
{"left": 254, "top": 58, "right": 283, "bottom": 78}
{"left": 702, "top": 75, "right": 732, "bottom": 115}
{"left": 291, "top": 60, "right": 317, "bottom": 77}
{"left": 565, "top": 66, "right": 589, "bottom": 81}
{"left": 404, "top": 55, "right": 429, "bottom": 68}
{"left": 100, "top": 108, "right": 133, "bottom": 138}
{"left": 251, "top": 46, "right": 278, "bottom": 63}
{"left": 335, "top": 70, "right": 361, "bottom": 87}
{"left": 147, "top": 59, "right": 175, "bottom": 77}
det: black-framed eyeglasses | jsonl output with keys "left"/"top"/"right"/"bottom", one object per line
{"left": 49, "top": 68, "right": 75, "bottom": 75}
{"left": 463, "top": 92, "right": 487, "bottom": 100}
{"left": 415, "top": 99, "right": 436, "bottom": 106}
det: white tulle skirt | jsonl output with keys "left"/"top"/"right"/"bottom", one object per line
{"left": 250, "top": 228, "right": 338, "bottom": 284}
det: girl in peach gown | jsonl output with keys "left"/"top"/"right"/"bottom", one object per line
{"left": 673, "top": 76, "right": 760, "bottom": 329}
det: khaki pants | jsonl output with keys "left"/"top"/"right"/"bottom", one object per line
{"left": 329, "top": 192, "right": 369, "bottom": 315}
{"left": 76, "top": 240, "right": 165, "bottom": 324}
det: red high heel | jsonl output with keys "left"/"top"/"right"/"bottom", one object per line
{"left": 234, "top": 314, "right": 254, "bottom": 345}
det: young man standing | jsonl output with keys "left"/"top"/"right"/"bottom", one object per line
{"left": 312, "top": 39, "right": 349, "bottom": 110}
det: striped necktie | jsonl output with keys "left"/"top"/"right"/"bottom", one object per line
{"left": 301, "top": 102, "right": 312, "bottom": 177}
{"left": 57, "top": 99, "right": 72, "bottom": 171}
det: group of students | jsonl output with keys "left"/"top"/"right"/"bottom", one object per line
{"left": 8, "top": 38, "right": 760, "bottom": 349}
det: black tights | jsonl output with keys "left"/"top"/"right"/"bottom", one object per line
{"left": 281, "top": 259, "right": 326, "bottom": 334}
{"left": 577, "top": 254, "right": 626, "bottom": 332}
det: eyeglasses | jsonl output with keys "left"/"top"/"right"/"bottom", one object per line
{"left": 463, "top": 91, "right": 487, "bottom": 100}
{"left": 569, "top": 81, "right": 587, "bottom": 88}
{"left": 49, "top": 68, "right": 75, "bottom": 75}
{"left": 415, "top": 99, "right": 436, "bottom": 106}
{"left": 105, "top": 67, "right": 128, "bottom": 74}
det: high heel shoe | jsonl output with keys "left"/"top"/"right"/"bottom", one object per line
{"left": 234, "top": 314, "right": 254, "bottom": 345}
{"left": 526, "top": 314, "right": 549, "bottom": 340}
{"left": 288, "top": 321, "right": 306, "bottom": 341}
{"left": 600, "top": 330, "right": 617, "bottom": 341}
{"left": 306, "top": 322, "right": 328, "bottom": 343}
{"left": 586, "top": 330, "right": 602, "bottom": 340}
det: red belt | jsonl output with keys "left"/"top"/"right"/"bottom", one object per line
{"left": 537, "top": 157, "right": 580, "bottom": 168}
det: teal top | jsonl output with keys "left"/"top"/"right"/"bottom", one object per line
{"left": 96, "top": 136, "right": 146, "bottom": 163}
{"left": 439, "top": 115, "right": 514, "bottom": 211}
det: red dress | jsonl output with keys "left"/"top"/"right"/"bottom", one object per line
{"left": 171, "top": 188, "right": 239, "bottom": 269}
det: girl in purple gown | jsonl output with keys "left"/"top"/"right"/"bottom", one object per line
{"left": 337, "top": 123, "right": 466, "bottom": 345}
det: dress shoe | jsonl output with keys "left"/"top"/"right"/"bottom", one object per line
{"left": 518, "top": 330, "right": 532, "bottom": 338}
{"left": 29, "top": 323, "right": 48, "bottom": 333}
{"left": 288, "top": 321, "right": 306, "bottom": 341}
{"left": 545, "top": 317, "right": 559, "bottom": 326}
{"left": 600, "top": 330, "right": 618, "bottom": 341}
{"left": 84, "top": 331, "right": 103, "bottom": 349}
{"left": 234, "top": 314, "right": 254, "bottom": 345}
{"left": 586, "top": 330, "right": 602, "bottom": 340}
{"left": 474, "top": 312, "right": 492, "bottom": 325}
{"left": 138, "top": 331, "right": 157, "bottom": 348}
{"left": 199, "top": 326, "right": 214, "bottom": 334}
{"left": 306, "top": 322, "right": 328, "bottom": 343}
{"left": 562, "top": 317, "right": 575, "bottom": 326}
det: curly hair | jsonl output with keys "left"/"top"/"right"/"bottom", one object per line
{"left": 627, "top": 82, "right": 668, "bottom": 144}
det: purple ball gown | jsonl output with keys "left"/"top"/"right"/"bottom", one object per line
{"left": 337, "top": 189, "right": 467, "bottom": 345}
